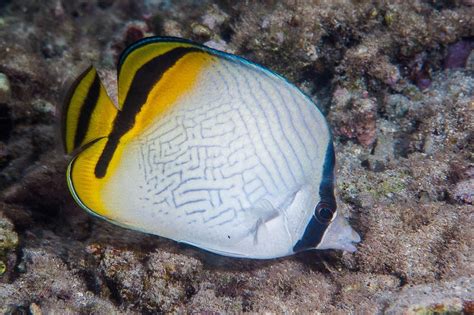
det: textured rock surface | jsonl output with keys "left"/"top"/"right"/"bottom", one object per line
{"left": 0, "top": 73, "right": 11, "bottom": 104}
{"left": 0, "top": 0, "right": 473, "bottom": 313}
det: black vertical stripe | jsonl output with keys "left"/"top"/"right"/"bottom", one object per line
{"left": 94, "top": 46, "right": 201, "bottom": 178}
{"left": 74, "top": 73, "right": 101, "bottom": 149}
{"left": 61, "top": 65, "right": 93, "bottom": 152}
{"left": 292, "top": 141, "right": 336, "bottom": 252}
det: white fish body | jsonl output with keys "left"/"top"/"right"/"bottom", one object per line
{"left": 64, "top": 37, "right": 360, "bottom": 258}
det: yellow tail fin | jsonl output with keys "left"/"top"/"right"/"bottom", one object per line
{"left": 61, "top": 66, "right": 118, "bottom": 154}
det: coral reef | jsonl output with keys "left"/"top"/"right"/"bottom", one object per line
{"left": 0, "top": 0, "right": 473, "bottom": 313}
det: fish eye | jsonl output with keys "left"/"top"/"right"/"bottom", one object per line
{"left": 315, "top": 202, "right": 336, "bottom": 224}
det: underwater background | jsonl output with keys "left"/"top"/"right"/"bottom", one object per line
{"left": 0, "top": 0, "right": 472, "bottom": 313}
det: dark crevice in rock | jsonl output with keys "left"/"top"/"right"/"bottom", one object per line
{"left": 79, "top": 269, "right": 103, "bottom": 295}
{"left": 103, "top": 278, "right": 123, "bottom": 306}
{"left": 220, "top": 24, "right": 234, "bottom": 42}
{"left": 0, "top": 104, "right": 12, "bottom": 142}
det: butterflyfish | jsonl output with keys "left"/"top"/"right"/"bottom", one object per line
{"left": 62, "top": 36, "right": 360, "bottom": 259}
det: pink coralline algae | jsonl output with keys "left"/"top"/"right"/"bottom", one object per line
{"left": 329, "top": 88, "right": 377, "bottom": 148}
{"left": 453, "top": 179, "right": 473, "bottom": 204}
{"left": 444, "top": 39, "right": 474, "bottom": 69}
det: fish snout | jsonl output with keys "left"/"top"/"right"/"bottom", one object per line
{"left": 316, "top": 212, "right": 361, "bottom": 252}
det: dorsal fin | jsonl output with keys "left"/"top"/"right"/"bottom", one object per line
{"left": 61, "top": 66, "right": 118, "bottom": 154}
{"left": 116, "top": 37, "right": 201, "bottom": 109}
{"left": 116, "top": 36, "right": 297, "bottom": 109}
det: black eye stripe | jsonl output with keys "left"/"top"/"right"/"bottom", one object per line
{"left": 293, "top": 140, "right": 336, "bottom": 253}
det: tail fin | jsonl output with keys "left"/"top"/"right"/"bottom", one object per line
{"left": 61, "top": 66, "right": 118, "bottom": 154}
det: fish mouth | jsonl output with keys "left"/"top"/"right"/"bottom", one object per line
{"left": 316, "top": 213, "right": 361, "bottom": 252}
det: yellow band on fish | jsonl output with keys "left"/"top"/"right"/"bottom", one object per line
{"left": 62, "top": 66, "right": 117, "bottom": 154}
{"left": 66, "top": 46, "right": 214, "bottom": 218}
{"left": 117, "top": 41, "right": 197, "bottom": 107}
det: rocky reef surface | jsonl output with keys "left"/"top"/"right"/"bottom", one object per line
{"left": 0, "top": 0, "right": 473, "bottom": 313}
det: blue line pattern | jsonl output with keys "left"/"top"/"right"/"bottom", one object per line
{"left": 124, "top": 52, "right": 331, "bottom": 250}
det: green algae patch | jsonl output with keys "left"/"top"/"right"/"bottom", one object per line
{"left": 0, "top": 216, "right": 19, "bottom": 256}
{"left": 363, "top": 171, "right": 410, "bottom": 200}
{"left": 0, "top": 260, "right": 6, "bottom": 275}
{"left": 412, "top": 302, "right": 465, "bottom": 315}
{"left": 374, "top": 174, "right": 408, "bottom": 197}
{"left": 339, "top": 170, "right": 410, "bottom": 203}
{"left": 0, "top": 215, "right": 17, "bottom": 277}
